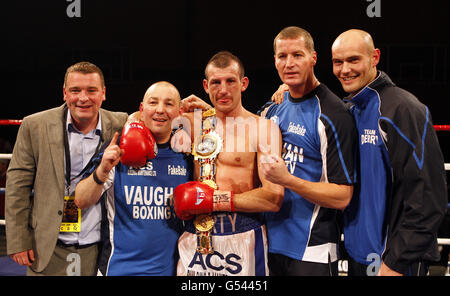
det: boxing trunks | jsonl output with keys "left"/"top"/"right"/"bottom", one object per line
{"left": 177, "top": 212, "right": 268, "bottom": 276}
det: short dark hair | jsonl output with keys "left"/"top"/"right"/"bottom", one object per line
{"left": 64, "top": 61, "right": 105, "bottom": 87}
{"left": 205, "top": 51, "right": 245, "bottom": 80}
{"left": 274, "top": 26, "right": 315, "bottom": 53}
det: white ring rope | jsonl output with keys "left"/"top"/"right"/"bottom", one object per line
{"left": 0, "top": 153, "right": 12, "bottom": 160}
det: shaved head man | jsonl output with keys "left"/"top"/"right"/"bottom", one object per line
{"left": 331, "top": 29, "right": 380, "bottom": 95}
{"left": 75, "top": 81, "right": 192, "bottom": 275}
{"left": 140, "top": 81, "right": 182, "bottom": 144}
{"left": 331, "top": 30, "right": 447, "bottom": 276}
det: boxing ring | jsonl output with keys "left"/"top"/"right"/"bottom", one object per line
{"left": 0, "top": 120, "right": 449, "bottom": 253}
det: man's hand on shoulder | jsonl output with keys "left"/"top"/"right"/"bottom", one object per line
{"left": 271, "top": 84, "right": 289, "bottom": 105}
{"left": 181, "top": 95, "right": 212, "bottom": 113}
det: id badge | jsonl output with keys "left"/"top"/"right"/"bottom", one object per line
{"left": 59, "top": 196, "right": 81, "bottom": 232}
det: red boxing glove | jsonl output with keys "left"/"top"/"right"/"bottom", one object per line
{"left": 120, "top": 122, "right": 157, "bottom": 167}
{"left": 173, "top": 181, "right": 234, "bottom": 220}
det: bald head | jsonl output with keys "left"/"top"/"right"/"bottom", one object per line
{"left": 140, "top": 81, "right": 182, "bottom": 143}
{"left": 332, "top": 29, "right": 375, "bottom": 55}
{"left": 143, "top": 81, "right": 181, "bottom": 104}
{"left": 331, "top": 29, "right": 380, "bottom": 96}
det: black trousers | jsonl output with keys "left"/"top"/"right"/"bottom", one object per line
{"left": 268, "top": 252, "right": 338, "bottom": 276}
{"left": 347, "top": 256, "right": 429, "bottom": 276}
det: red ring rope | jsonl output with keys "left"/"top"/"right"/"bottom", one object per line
{"left": 0, "top": 119, "right": 22, "bottom": 125}
{"left": 433, "top": 125, "right": 450, "bottom": 131}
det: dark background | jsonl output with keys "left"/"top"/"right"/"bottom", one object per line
{"left": 0, "top": 0, "right": 449, "bottom": 154}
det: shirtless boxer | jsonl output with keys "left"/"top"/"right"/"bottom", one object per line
{"left": 174, "top": 51, "right": 284, "bottom": 276}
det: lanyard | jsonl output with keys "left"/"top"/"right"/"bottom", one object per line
{"left": 62, "top": 105, "right": 103, "bottom": 194}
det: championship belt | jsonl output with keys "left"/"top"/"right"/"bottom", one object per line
{"left": 192, "top": 108, "right": 222, "bottom": 254}
{"left": 194, "top": 214, "right": 215, "bottom": 254}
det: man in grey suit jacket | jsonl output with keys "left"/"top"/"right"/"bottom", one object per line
{"left": 5, "top": 61, "right": 128, "bottom": 275}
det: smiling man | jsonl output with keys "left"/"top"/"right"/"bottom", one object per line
{"left": 63, "top": 69, "right": 106, "bottom": 134}
{"left": 140, "top": 82, "right": 182, "bottom": 144}
{"left": 331, "top": 29, "right": 447, "bottom": 276}
{"left": 6, "top": 61, "right": 128, "bottom": 275}
{"left": 331, "top": 29, "right": 379, "bottom": 96}
{"left": 75, "top": 81, "right": 193, "bottom": 275}
{"left": 259, "top": 26, "right": 357, "bottom": 276}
